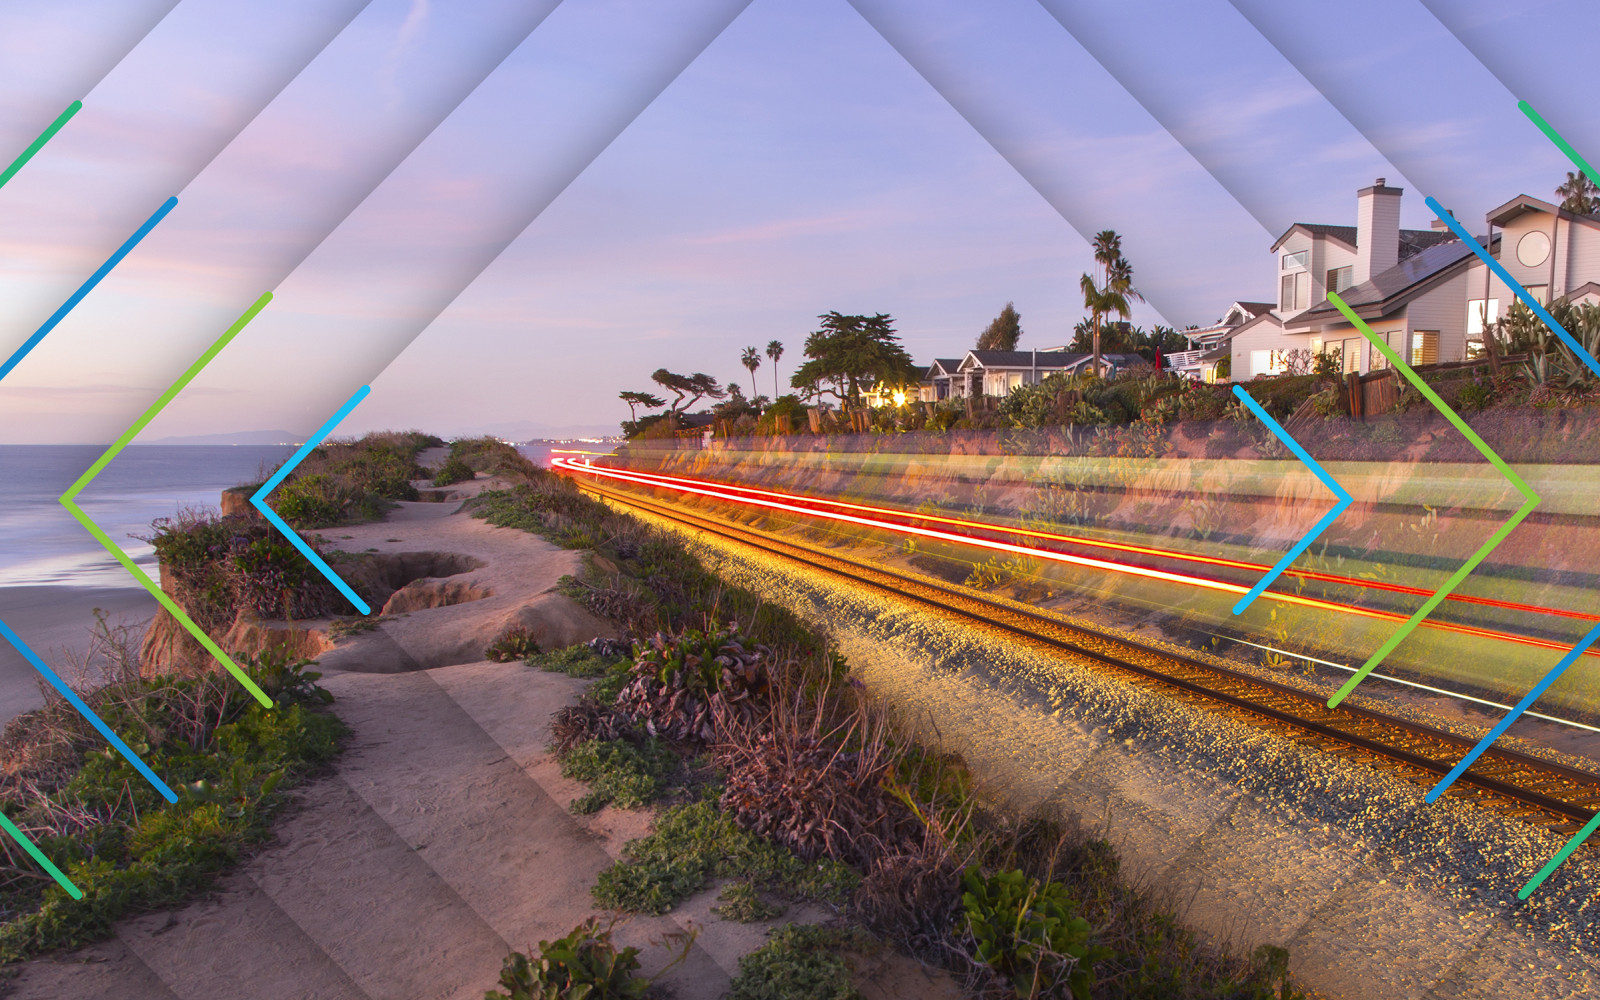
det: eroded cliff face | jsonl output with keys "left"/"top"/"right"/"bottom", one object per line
{"left": 139, "top": 484, "right": 613, "bottom": 678}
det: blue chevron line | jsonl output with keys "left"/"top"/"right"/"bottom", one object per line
{"left": 1427, "top": 194, "right": 1600, "bottom": 380}
{"left": 0, "top": 196, "right": 176, "bottom": 382}
{"left": 0, "top": 199, "right": 181, "bottom": 806}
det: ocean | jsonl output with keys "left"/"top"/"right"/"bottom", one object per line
{"left": 0, "top": 445, "right": 297, "bottom": 589}
{"left": 0, "top": 442, "right": 604, "bottom": 724}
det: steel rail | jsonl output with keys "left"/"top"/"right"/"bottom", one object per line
{"left": 575, "top": 474, "right": 1600, "bottom": 835}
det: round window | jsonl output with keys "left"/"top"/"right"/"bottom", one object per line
{"left": 1517, "top": 230, "right": 1551, "bottom": 267}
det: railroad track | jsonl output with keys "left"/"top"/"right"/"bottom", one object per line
{"left": 572, "top": 471, "right": 1600, "bottom": 840}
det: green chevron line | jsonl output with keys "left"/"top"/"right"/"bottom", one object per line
{"left": 60, "top": 293, "right": 276, "bottom": 707}
{"left": 1324, "top": 291, "right": 1540, "bottom": 708}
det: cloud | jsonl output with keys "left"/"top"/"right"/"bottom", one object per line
{"left": 381, "top": 0, "right": 431, "bottom": 113}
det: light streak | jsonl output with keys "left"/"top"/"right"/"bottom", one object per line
{"left": 1220, "top": 635, "right": 1600, "bottom": 735}
{"left": 564, "top": 460, "right": 1596, "bottom": 623}
{"left": 555, "top": 459, "right": 1600, "bottom": 659}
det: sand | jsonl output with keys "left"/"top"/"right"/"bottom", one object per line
{"left": 0, "top": 585, "right": 156, "bottom": 723}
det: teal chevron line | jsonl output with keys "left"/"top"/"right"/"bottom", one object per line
{"left": 251, "top": 384, "right": 373, "bottom": 615}
{"left": 0, "top": 811, "right": 80, "bottom": 901}
{"left": 1228, "top": 385, "right": 1352, "bottom": 613}
{"left": 0, "top": 100, "right": 80, "bottom": 191}
{"left": 60, "top": 294, "right": 276, "bottom": 708}
{"left": 1323, "top": 291, "right": 1539, "bottom": 708}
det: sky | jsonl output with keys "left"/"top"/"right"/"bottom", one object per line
{"left": 0, "top": 0, "right": 1591, "bottom": 442}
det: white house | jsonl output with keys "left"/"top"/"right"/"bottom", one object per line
{"left": 1225, "top": 179, "right": 1600, "bottom": 379}
{"left": 1166, "top": 301, "right": 1273, "bottom": 381}
{"left": 921, "top": 349, "right": 1145, "bottom": 399}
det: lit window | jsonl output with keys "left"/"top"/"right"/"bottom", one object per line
{"left": 1411, "top": 331, "right": 1439, "bottom": 366}
{"left": 1251, "top": 350, "right": 1286, "bottom": 376}
{"left": 1342, "top": 338, "right": 1362, "bottom": 373}
{"left": 1527, "top": 285, "right": 1549, "bottom": 307}
{"left": 1467, "top": 299, "right": 1500, "bottom": 335}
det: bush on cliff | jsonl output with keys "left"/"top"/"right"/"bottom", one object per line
{"left": 0, "top": 647, "right": 343, "bottom": 962}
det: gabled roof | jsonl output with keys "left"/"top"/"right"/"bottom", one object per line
{"left": 926, "top": 358, "right": 964, "bottom": 377}
{"left": 957, "top": 349, "right": 1086, "bottom": 371}
{"left": 1268, "top": 223, "right": 1455, "bottom": 259}
{"left": 1485, "top": 193, "right": 1600, "bottom": 230}
{"left": 1209, "top": 309, "right": 1283, "bottom": 357}
{"left": 1226, "top": 301, "right": 1275, "bottom": 321}
{"left": 1566, "top": 280, "right": 1600, "bottom": 303}
{"left": 1286, "top": 235, "right": 1489, "bottom": 328}
{"left": 1271, "top": 223, "right": 1357, "bottom": 252}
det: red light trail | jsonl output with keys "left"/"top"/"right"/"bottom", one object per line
{"left": 560, "top": 460, "right": 1595, "bottom": 624}
{"left": 555, "top": 457, "right": 1600, "bottom": 660}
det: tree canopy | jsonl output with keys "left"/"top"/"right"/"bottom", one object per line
{"left": 650, "top": 369, "right": 727, "bottom": 416}
{"left": 618, "top": 390, "right": 666, "bottom": 424}
{"left": 789, "top": 312, "right": 919, "bottom": 406}
{"left": 975, "top": 302, "right": 1023, "bottom": 351}
{"left": 1558, "top": 171, "right": 1600, "bottom": 216}
{"left": 740, "top": 345, "right": 761, "bottom": 398}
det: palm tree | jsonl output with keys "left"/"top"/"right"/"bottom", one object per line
{"left": 740, "top": 346, "right": 761, "bottom": 398}
{"left": 1080, "top": 230, "right": 1142, "bottom": 378}
{"left": 1557, "top": 171, "right": 1600, "bottom": 215}
{"left": 765, "top": 339, "right": 784, "bottom": 397}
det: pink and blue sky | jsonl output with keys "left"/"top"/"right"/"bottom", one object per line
{"left": 0, "top": 0, "right": 1588, "bottom": 442}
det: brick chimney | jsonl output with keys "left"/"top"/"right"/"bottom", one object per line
{"left": 1354, "top": 177, "right": 1402, "bottom": 285}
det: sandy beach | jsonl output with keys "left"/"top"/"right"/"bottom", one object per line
{"left": 0, "top": 585, "right": 157, "bottom": 723}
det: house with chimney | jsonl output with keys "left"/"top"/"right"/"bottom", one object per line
{"left": 1223, "top": 178, "right": 1600, "bottom": 379}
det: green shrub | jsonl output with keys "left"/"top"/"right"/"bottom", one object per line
{"left": 592, "top": 796, "right": 858, "bottom": 915}
{"left": 486, "top": 918, "right": 649, "bottom": 1000}
{"left": 485, "top": 625, "right": 541, "bottom": 663}
{"left": 712, "top": 880, "right": 785, "bottom": 923}
{"left": 614, "top": 624, "right": 771, "bottom": 743}
{"left": 727, "top": 924, "right": 862, "bottom": 1000}
{"left": 1457, "top": 380, "right": 1494, "bottom": 411}
{"left": 0, "top": 651, "right": 343, "bottom": 961}
{"left": 432, "top": 456, "right": 476, "bottom": 486}
{"left": 529, "top": 644, "right": 618, "bottom": 678}
{"left": 758, "top": 395, "right": 809, "bottom": 435}
{"left": 557, "top": 738, "right": 676, "bottom": 814}
{"left": 961, "top": 868, "right": 1110, "bottom": 1000}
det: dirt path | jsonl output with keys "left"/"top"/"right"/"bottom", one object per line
{"left": 3, "top": 478, "right": 849, "bottom": 999}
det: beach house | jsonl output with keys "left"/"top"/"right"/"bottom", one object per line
{"left": 1223, "top": 179, "right": 1600, "bottom": 378}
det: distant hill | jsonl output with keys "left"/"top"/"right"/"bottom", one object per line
{"left": 148, "top": 430, "right": 302, "bottom": 446}
{"left": 442, "top": 420, "right": 619, "bottom": 441}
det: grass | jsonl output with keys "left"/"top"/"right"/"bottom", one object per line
{"left": 556, "top": 738, "right": 677, "bottom": 814}
{"left": 527, "top": 644, "right": 619, "bottom": 679}
{"left": 727, "top": 923, "right": 865, "bottom": 1000}
{"left": 591, "top": 793, "right": 859, "bottom": 916}
{"left": 0, "top": 648, "right": 343, "bottom": 962}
